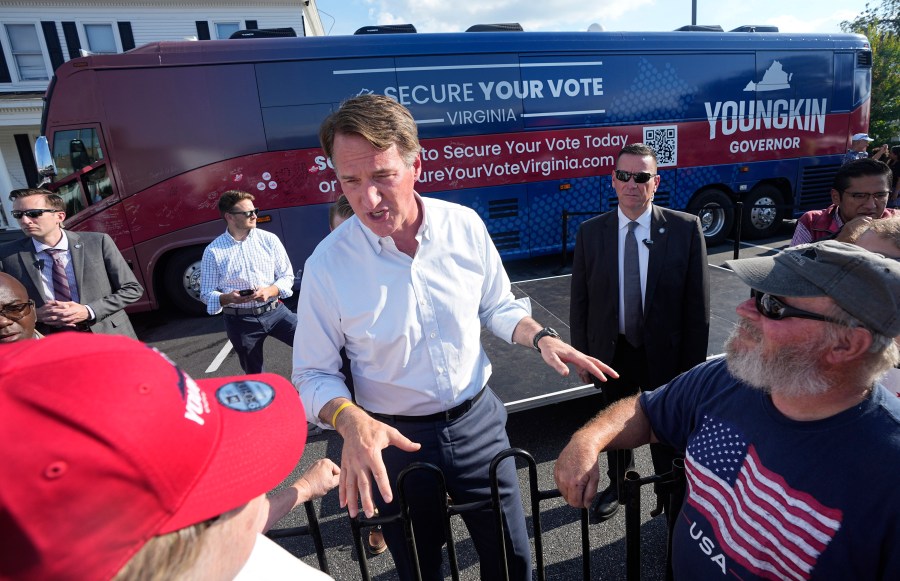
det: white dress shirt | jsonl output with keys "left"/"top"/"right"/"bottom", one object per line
{"left": 199, "top": 227, "right": 295, "bottom": 315}
{"left": 616, "top": 206, "right": 652, "bottom": 335}
{"left": 233, "top": 534, "right": 332, "bottom": 580}
{"left": 32, "top": 231, "right": 97, "bottom": 320}
{"left": 292, "top": 196, "right": 531, "bottom": 425}
{"left": 32, "top": 231, "right": 80, "bottom": 304}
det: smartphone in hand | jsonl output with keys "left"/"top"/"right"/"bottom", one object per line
{"left": 239, "top": 289, "right": 254, "bottom": 296}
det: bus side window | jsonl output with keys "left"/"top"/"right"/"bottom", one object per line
{"left": 70, "top": 139, "right": 94, "bottom": 171}
{"left": 55, "top": 180, "right": 86, "bottom": 216}
{"left": 52, "top": 128, "right": 104, "bottom": 180}
{"left": 84, "top": 165, "right": 113, "bottom": 204}
{"left": 49, "top": 127, "right": 112, "bottom": 215}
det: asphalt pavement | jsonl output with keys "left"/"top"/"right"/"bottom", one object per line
{"left": 130, "top": 227, "right": 794, "bottom": 580}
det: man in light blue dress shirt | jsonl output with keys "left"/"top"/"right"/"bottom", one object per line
{"left": 200, "top": 190, "right": 297, "bottom": 374}
{"left": 293, "top": 95, "right": 615, "bottom": 580}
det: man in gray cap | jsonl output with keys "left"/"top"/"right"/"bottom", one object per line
{"left": 555, "top": 240, "right": 900, "bottom": 579}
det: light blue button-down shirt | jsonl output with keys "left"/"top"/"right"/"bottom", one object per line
{"left": 199, "top": 227, "right": 294, "bottom": 315}
{"left": 292, "top": 196, "right": 531, "bottom": 426}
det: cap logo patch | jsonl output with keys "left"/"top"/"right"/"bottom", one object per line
{"left": 216, "top": 380, "right": 276, "bottom": 412}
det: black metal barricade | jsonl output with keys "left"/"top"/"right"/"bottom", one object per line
{"left": 623, "top": 458, "right": 686, "bottom": 581}
{"left": 265, "top": 499, "right": 330, "bottom": 574}
{"left": 348, "top": 448, "right": 593, "bottom": 581}
{"left": 346, "top": 448, "right": 694, "bottom": 581}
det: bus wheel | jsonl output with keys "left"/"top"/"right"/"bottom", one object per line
{"left": 688, "top": 189, "right": 734, "bottom": 246}
{"left": 741, "top": 185, "right": 783, "bottom": 239}
{"left": 163, "top": 247, "right": 207, "bottom": 316}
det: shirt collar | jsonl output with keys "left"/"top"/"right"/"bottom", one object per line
{"left": 359, "top": 192, "right": 430, "bottom": 255}
{"left": 33, "top": 230, "right": 69, "bottom": 254}
{"left": 617, "top": 205, "right": 653, "bottom": 231}
{"left": 225, "top": 227, "right": 256, "bottom": 243}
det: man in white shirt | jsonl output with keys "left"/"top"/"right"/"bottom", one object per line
{"left": 200, "top": 190, "right": 297, "bottom": 373}
{"left": 292, "top": 95, "right": 615, "bottom": 580}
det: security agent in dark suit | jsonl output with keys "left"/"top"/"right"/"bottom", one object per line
{"left": 570, "top": 143, "right": 710, "bottom": 520}
{"left": 0, "top": 189, "right": 143, "bottom": 338}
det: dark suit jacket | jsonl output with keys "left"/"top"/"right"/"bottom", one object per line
{"left": 570, "top": 205, "right": 710, "bottom": 390}
{"left": 0, "top": 230, "right": 144, "bottom": 338}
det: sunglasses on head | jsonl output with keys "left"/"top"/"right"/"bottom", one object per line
{"left": 614, "top": 170, "right": 657, "bottom": 184}
{"left": 228, "top": 208, "right": 259, "bottom": 218}
{"left": 750, "top": 289, "right": 845, "bottom": 326}
{"left": 12, "top": 209, "right": 59, "bottom": 220}
{"left": 0, "top": 300, "right": 34, "bottom": 321}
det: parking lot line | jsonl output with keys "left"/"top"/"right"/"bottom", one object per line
{"left": 206, "top": 340, "right": 233, "bottom": 374}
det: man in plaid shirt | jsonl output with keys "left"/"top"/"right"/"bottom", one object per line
{"left": 200, "top": 190, "right": 297, "bottom": 373}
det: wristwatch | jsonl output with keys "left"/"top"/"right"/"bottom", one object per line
{"left": 532, "top": 326, "right": 561, "bottom": 352}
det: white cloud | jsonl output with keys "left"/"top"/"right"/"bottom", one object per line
{"left": 330, "top": 0, "right": 867, "bottom": 35}
{"left": 363, "top": 0, "right": 654, "bottom": 33}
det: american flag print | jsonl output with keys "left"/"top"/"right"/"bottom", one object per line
{"left": 684, "top": 416, "right": 843, "bottom": 580}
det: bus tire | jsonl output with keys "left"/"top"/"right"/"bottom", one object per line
{"left": 741, "top": 185, "right": 784, "bottom": 240}
{"left": 688, "top": 189, "right": 734, "bottom": 247}
{"left": 163, "top": 247, "right": 207, "bottom": 316}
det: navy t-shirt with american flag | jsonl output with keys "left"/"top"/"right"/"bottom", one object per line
{"left": 641, "top": 357, "right": 900, "bottom": 580}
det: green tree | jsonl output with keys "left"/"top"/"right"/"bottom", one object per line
{"left": 842, "top": 0, "right": 900, "bottom": 144}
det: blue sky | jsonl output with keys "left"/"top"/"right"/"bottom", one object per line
{"left": 314, "top": 0, "right": 869, "bottom": 36}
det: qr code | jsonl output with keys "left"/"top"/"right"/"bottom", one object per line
{"left": 643, "top": 125, "right": 677, "bottom": 167}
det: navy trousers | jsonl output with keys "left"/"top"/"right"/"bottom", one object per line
{"left": 375, "top": 388, "right": 532, "bottom": 581}
{"left": 223, "top": 302, "right": 297, "bottom": 374}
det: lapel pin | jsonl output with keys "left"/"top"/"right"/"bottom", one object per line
{"left": 658, "top": 227, "right": 665, "bottom": 234}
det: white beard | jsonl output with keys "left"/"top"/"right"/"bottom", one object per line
{"left": 724, "top": 320, "right": 832, "bottom": 398}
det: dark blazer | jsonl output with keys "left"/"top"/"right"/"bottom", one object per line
{"left": 0, "top": 230, "right": 143, "bottom": 338}
{"left": 570, "top": 205, "right": 710, "bottom": 390}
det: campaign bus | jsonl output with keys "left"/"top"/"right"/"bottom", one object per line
{"left": 36, "top": 28, "right": 872, "bottom": 313}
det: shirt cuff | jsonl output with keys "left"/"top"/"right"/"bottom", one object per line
{"left": 487, "top": 296, "right": 532, "bottom": 343}
{"left": 205, "top": 291, "right": 224, "bottom": 315}
{"left": 298, "top": 377, "right": 354, "bottom": 429}
{"left": 274, "top": 281, "right": 294, "bottom": 299}
{"left": 84, "top": 305, "right": 96, "bottom": 321}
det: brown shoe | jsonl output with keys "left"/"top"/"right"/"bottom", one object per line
{"left": 368, "top": 528, "right": 387, "bottom": 555}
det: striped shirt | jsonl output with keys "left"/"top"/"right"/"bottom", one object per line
{"left": 200, "top": 228, "right": 295, "bottom": 315}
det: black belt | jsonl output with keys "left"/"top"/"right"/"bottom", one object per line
{"left": 222, "top": 300, "right": 279, "bottom": 317}
{"left": 369, "top": 388, "right": 486, "bottom": 423}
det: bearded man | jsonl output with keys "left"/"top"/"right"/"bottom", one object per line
{"left": 554, "top": 240, "right": 900, "bottom": 580}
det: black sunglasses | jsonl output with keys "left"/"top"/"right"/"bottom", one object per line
{"left": 751, "top": 289, "right": 844, "bottom": 325}
{"left": 614, "top": 170, "right": 657, "bottom": 184}
{"left": 12, "top": 209, "right": 59, "bottom": 220}
{"left": 0, "top": 300, "right": 35, "bottom": 321}
{"left": 228, "top": 208, "right": 259, "bottom": 218}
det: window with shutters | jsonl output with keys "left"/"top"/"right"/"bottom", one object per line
{"left": 4, "top": 23, "right": 48, "bottom": 81}
{"left": 214, "top": 22, "right": 240, "bottom": 39}
{"left": 84, "top": 24, "right": 117, "bottom": 54}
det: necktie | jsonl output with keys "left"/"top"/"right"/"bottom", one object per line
{"left": 624, "top": 221, "right": 643, "bottom": 347}
{"left": 45, "top": 249, "right": 73, "bottom": 302}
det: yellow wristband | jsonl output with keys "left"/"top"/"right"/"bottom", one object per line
{"left": 331, "top": 401, "right": 355, "bottom": 427}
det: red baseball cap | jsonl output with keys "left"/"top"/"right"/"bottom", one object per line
{"left": 0, "top": 333, "right": 307, "bottom": 581}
